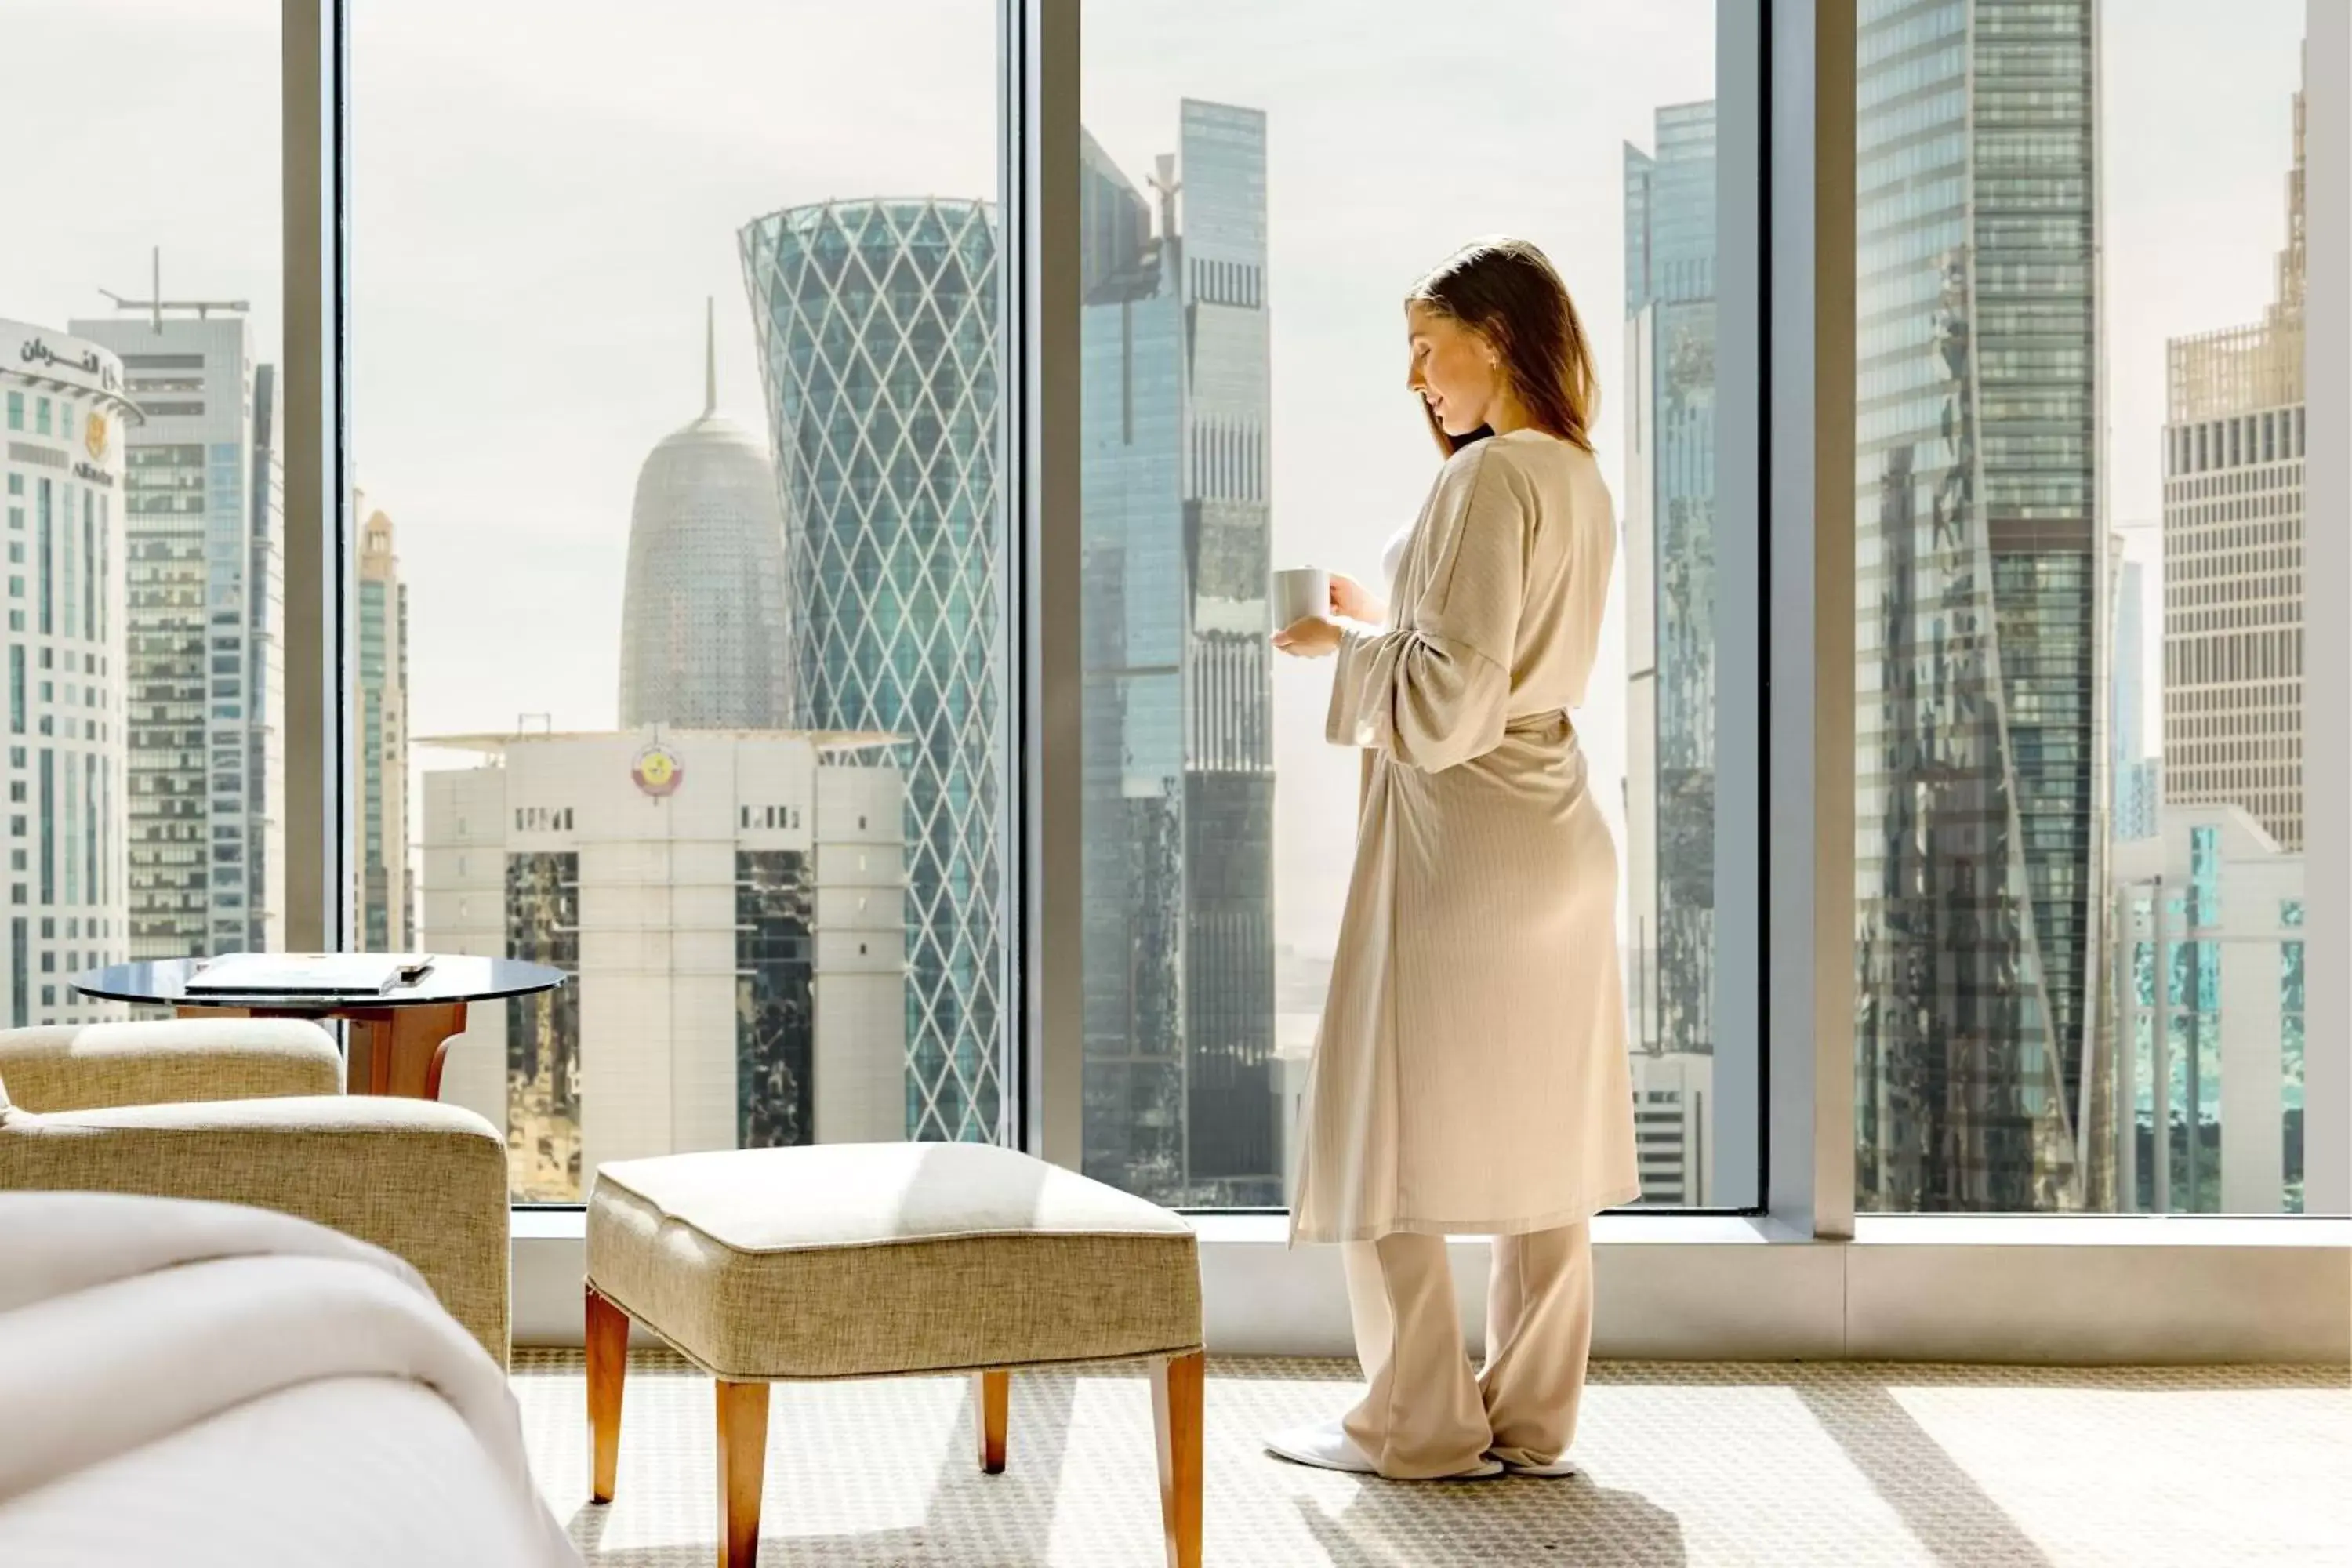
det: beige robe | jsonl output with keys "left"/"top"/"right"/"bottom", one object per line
{"left": 1290, "top": 428, "right": 1639, "bottom": 1244}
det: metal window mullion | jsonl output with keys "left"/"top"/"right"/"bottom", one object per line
{"left": 2301, "top": 0, "right": 2350, "bottom": 1215}
{"left": 1768, "top": 0, "right": 1858, "bottom": 1240}
{"left": 281, "top": 0, "right": 354, "bottom": 957}
{"left": 1000, "top": 0, "right": 1082, "bottom": 1166}
{"left": 1715, "top": 0, "right": 1768, "bottom": 1214}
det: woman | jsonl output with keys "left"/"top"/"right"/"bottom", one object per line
{"left": 1269, "top": 238, "right": 1639, "bottom": 1482}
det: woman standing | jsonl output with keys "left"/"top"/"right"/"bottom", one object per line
{"left": 1269, "top": 238, "right": 1639, "bottom": 1482}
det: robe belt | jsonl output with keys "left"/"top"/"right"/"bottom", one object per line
{"left": 1504, "top": 708, "right": 1577, "bottom": 739}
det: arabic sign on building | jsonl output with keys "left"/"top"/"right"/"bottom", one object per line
{"left": 0, "top": 320, "right": 126, "bottom": 399}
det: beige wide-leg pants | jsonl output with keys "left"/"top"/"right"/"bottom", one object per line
{"left": 1340, "top": 1224, "right": 1593, "bottom": 1479}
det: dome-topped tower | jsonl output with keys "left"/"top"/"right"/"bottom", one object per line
{"left": 616, "top": 299, "right": 790, "bottom": 728}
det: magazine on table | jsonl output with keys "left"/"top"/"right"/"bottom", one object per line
{"left": 183, "top": 953, "right": 436, "bottom": 998}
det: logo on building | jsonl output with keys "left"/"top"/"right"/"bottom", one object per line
{"left": 82, "top": 411, "right": 107, "bottom": 461}
{"left": 631, "top": 742, "right": 683, "bottom": 798}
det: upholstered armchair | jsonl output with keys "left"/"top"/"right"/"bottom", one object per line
{"left": 0, "top": 1019, "right": 513, "bottom": 1365}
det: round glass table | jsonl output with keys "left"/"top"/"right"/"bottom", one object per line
{"left": 72, "top": 956, "right": 568, "bottom": 1100}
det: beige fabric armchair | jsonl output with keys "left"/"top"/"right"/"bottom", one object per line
{"left": 0, "top": 1020, "right": 513, "bottom": 1366}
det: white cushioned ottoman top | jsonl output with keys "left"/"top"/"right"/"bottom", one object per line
{"left": 585, "top": 1142, "right": 1203, "bottom": 1381}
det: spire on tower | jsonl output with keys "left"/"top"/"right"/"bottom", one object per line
{"left": 704, "top": 296, "right": 717, "bottom": 416}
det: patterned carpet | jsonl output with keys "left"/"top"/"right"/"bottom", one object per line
{"left": 514, "top": 1351, "right": 2349, "bottom": 1566}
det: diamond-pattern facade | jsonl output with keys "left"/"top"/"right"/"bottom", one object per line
{"left": 740, "top": 199, "right": 1003, "bottom": 1144}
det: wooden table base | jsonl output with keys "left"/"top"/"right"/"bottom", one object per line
{"left": 176, "top": 1000, "right": 469, "bottom": 1100}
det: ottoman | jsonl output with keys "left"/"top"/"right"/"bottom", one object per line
{"left": 583, "top": 1142, "right": 1205, "bottom": 1567}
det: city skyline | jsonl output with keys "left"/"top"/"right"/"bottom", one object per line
{"left": 0, "top": 1, "right": 2328, "bottom": 1217}
{"left": 9, "top": 1, "right": 2302, "bottom": 965}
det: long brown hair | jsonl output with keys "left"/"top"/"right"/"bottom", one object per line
{"left": 1407, "top": 237, "right": 1599, "bottom": 456}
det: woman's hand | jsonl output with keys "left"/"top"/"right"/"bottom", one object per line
{"left": 1272, "top": 615, "right": 1345, "bottom": 659}
{"left": 1329, "top": 572, "right": 1385, "bottom": 625}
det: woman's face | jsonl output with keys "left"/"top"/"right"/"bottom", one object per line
{"left": 1406, "top": 302, "right": 1502, "bottom": 437}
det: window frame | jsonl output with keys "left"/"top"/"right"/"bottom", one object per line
{"left": 1020, "top": 0, "right": 1776, "bottom": 1217}
{"left": 277, "top": 0, "right": 2347, "bottom": 1360}
{"left": 1000, "top": 0, "right": 1084, "bottom": 1167}
{"left": 285, "top": 0, "right": 355, "bottom": 958}
{"left": 2301, "top": 0, "right": 2352, "bottom": 1223}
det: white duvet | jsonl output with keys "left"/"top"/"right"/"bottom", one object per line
{"left": 0, "top": 1192, "right": 581, "bottom": 1568}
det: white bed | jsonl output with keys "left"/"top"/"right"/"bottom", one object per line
{"left": 0, "top": 1191, "right": 579, "bottom": 1568}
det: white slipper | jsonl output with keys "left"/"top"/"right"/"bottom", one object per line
{"left": 1265, "top": 1420, "right": 1379, "bottom": 1474}
{"left": 1265, "top": 1421, "right": 1503, "bottom": 1480}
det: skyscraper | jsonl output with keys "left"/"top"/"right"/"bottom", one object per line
{"left": 739, "top": 198, "right": 1002, "bottom": 1144}
{"left": 1078, "top": 101, "right": 1279, "bottom": 1207}
{"left": 2114, "top": 808, "right": 2304, "bottom": 1214}
{"left": 0, "top": 318, "right": 136, "bottom": 1028}
{"left": 2161, "top": 61, "right": 2306, "bottom": 852}
{"left": 2113, "top": 551, "right": 2161, "bottom": 843}
{"left": 354, "top": 492, "right": 409, "bottom": 949}
{"left": 75, "top": 288, "right": 285, "bottom": 960}
{"left": 422, "top": 728, "right": 906, "bottom": 1200}
{"left": 1624, "top": 101, "right": 1719, "bottom": 1208}
{"left": 616, "top": 303, "right": 792, "bottom": 731}
{"left": 1852, "top": 0, "right": 2104, "bottom": 1213}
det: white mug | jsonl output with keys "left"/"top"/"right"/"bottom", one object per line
{"left": 1270, "top": 567, "right": 1331, "bottom": 630}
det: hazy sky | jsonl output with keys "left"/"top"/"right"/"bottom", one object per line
{"left": 0, "top": 0, "right": 2310, "bottom": 957}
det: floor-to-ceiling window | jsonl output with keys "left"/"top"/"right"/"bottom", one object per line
{"left": 1850, "top": 0, "right": 2342, "bottom": 1216}
{"left": 1076, "top": 0, "right": 1759, "bottom": 1210}
{"left": 352, "top": 0, "right": 1007, "bottom": 1201}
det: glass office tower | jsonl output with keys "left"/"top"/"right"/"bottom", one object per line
{"left": 1078, "top": 100, "right": 1279, "bottom": 1207}
{"left": 1624, "top": 100, "right": 1720, "bottom": 1071}
{"left": 739, "top": 198, "right": 1003, "bottom": 1143}
{"left": 1853, "top": 0, "right": 2105, "bottom": 1212}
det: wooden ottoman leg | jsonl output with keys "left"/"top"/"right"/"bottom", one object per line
{"left": 716, "top": 1379, "right": 771, "bottom": 1568}
{"left": 1152, "top": 1351, "right": 1204, "bottom": 1568}
{"left": 586, "top": 1285, "right": 629, "bottom": 1503}
{"left": 974, "top": 1370, "right": 1009, "bottom": 1473}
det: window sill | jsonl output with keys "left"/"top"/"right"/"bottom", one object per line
{"left": 1185, "top": 1210, "right": 1809, "bottom": 1247}
{"left": 510, "top": 1206, "right": 2349, "bottom": 1363}
{"left": 1186, "top": 1210, "right": 2352, "bottom": 1247}
{"left": 1852, "top": 1213, "right": 2352, "bottom": 1247}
